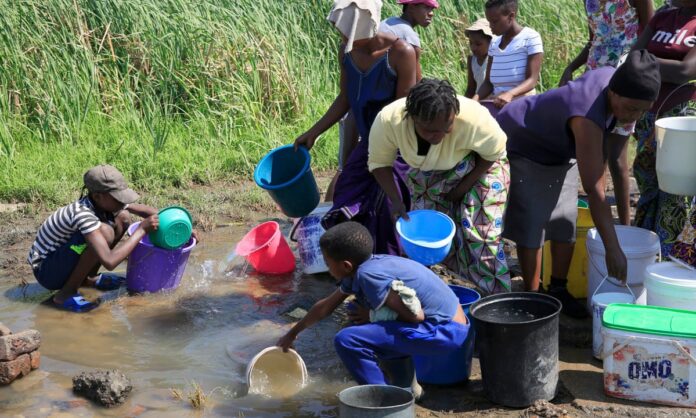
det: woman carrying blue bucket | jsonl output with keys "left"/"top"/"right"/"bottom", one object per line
{"left": 293, "top": 0, "right": 418, "bottom": 255}
{"left": 369, "top": 79, "right": 511, "bottom": 295}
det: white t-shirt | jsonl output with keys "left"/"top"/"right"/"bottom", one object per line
{"left": 488, "top": 27, "right": 543, "bottom": 96}
{"left": 379, "top": 17, "right": 421, "bottom": 48}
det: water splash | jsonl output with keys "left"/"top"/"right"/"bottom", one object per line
{"left": 215, "top": 250, "right": 240, "bottom": 275}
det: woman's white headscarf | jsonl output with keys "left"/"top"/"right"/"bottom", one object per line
{"left": 327, "top": 0, "right": 382, "bottom": 53}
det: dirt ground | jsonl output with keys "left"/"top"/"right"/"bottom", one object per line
{"left": 1, "top": 175, "right": 694, "bottom": 418}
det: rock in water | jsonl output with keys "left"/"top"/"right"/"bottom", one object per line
{"left": 72, "top": 369, "right": 132, "bottom": 407}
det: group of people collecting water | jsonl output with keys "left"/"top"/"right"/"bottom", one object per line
{"left": 27, "top": 0, "right": 696, "bottom": 398}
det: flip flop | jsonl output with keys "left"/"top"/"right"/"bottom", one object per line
{"left": 94, "top": 273, "right": 126, "bottom": 291}
{"left": 54, "top": 294, "right": 100, "bottom": 313}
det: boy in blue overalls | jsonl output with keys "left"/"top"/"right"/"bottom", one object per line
{"left": 277, "top": 222, "right": 469, "bottom": 395}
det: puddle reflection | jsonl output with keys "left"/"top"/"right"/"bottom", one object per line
{"left": 0, "top": 223, "right": 349, "bottom": 417}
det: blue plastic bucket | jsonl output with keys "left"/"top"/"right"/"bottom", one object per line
{"left": 413, "top": 286, "right": 480, "bottom": 385}
{"left": 396, "top": 210, "right": 455, "bottom": 266}
{"left": 254, "top": 145, "right": 320, "bottom": 218}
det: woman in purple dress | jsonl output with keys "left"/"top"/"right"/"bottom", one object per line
{"left": 294, "top": 0, "right": 418, "bottom": 254}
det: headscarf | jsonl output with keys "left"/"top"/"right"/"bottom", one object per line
{"left": 328, "top": 0, "right": 382, "bottom": 53}
{"left": 609, "top": 49, "right": 661, "bottom": 102}
{"left": 397, "top": 0, "right": 439, "bottom": 8}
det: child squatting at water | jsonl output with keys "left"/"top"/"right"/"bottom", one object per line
{"left": 277, "top": 222, "right": 469, "bottom": 393}
{"left": 27, "top": 165, "right": 196, "bottom": 313}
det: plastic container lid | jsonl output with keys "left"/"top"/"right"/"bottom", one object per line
{"left": 602, "top": 304, "right": 696, "bottom": 339}
{"left": 645, "top": 261, "right": 696, "bottom": 288}
{"left": 586, "top": 225, "right": 660, "bottom": 256}
{"left": 591, "top": 292, "right": 634, "bottom": 306}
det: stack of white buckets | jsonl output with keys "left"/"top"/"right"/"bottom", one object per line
{"left": 589, "top": 115, "right": 696, "bottom": 360}
{"left": 587, "top": 227, "right": 696, "bottom": 360}
{"left": 586, "top": 226, "right": 659, "bottom": 359}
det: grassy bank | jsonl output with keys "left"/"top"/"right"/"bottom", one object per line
{"left": 0, "top": 0, "right": 586, "bottom": 204}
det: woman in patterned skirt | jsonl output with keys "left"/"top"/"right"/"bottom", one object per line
{"left": 369, "top": 79, "right": 510, "bottom": 295}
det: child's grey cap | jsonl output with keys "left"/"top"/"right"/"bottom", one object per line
{"left": 465, "top": 18, "right": 493, "bottom": 38}
{"left": 84, "top": 164, "right": 139, "bottom": 204}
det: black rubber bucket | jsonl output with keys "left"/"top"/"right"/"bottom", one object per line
{"left": 470, "top": 292, "right": 562, "bottom": 407}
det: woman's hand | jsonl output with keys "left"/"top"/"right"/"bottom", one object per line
{"left": 605, "top": 247, "right": 628, "bottom": 284}
{"left": 444, "top": 175, "right": 476, "bottom": 203}
{"left": 493, "top": 91, "right": 514, "bottom": 108}
{"left": 347, "top": 302, "right": 370, "bottom": 325}
{"left": 276, "top": 331, "right": 297, "bottom": 353}
{"left": 443, "top": 186, "right": 467, "bottom": 203}
{"left": 191, "top": 229, "right": 202, "bottom": 243}
{"left": 390, "top": 200, "right": 409, "bottom": 223}
{"left": 558, "top": 68, "right": 574, "bottom": 87}
{"left": 140, "top": 214, "right": 159, "bottom": 233}
{"left": 294, "top": 129, "right": 319, "bottom": 151}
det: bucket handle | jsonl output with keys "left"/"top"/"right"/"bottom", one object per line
{"left": 600, "top": 336, "right": 696, "bottom": 366}
{"left": 668, "top": 255, "right": 696, "bottom": 272}
{"left": 128, "top": 247, "right": 157, "bottom": 267}
{"left": 592, "top": 275, "right": 636, "bottom": 303}
{"left": 588, "top": 249, "right": 636, "bottom": 301}
{"left": 672, "top": 340, "right": 696, "bottom": 366}
{"left": 655, "top": 80, "right": 696, "bottom": 117}
{"left": 601, "top": 336, "right": 636, "bottom": 360}
{"left": 588, "top": 239, "right": 661, "bottom": 299}
{"left": 289, "top": 218, "right": 303, "bottom": 242}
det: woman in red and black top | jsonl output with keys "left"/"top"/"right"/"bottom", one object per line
{"left": 631, "top": 0, "right": 696, "bottom": 266}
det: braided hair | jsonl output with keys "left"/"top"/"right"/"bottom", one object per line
{"left": 405, "top": 78, "right": 460, "bottom": 123}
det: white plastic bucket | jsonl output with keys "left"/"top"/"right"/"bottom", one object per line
{"left": 655, "top": 116, "right": 696, "bottom": 196}
{"left": 645, "top": 261, "right": 696, "bottom": 310}
{"left": 246, "top": 347, "right": 308, "bottom": 397}
{"left": 591, "top": 277, "right": 635, "bottom": 360}
{"left": 586, "top": 225, "right": 660, "bottom": 309}
{"left": 290, "top": 202, "right": 332, "bottom": 275}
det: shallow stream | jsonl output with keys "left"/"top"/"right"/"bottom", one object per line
{"left": 0, "top": 223, "right": 351, "bottom": 417}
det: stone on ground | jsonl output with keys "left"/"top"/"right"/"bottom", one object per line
{"left": 72, "top": 369, "right": 133, "bottom": 407}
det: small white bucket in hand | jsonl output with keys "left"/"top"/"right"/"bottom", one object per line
{"left": 592, "top": 276, "right": 635, "bottom": 360}
{"left": 585, "top": 225, "right": 660, "bottom": 310}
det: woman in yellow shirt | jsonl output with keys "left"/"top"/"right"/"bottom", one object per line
{"left": 370, "top": 79, "right": 510, "bottom": 294}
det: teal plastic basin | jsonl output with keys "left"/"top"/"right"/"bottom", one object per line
{"left": 149, "top": 206, "right": 193, "bottom": 250}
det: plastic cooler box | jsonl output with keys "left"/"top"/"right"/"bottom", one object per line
{"left": 601, "top": 304, "right": 696, "bottom": 407}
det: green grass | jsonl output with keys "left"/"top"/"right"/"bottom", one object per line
{"left": 0, "top": 0, "right": 588, "bottom": 204}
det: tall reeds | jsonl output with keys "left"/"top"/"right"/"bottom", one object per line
{"left": 0, "top": 0, "right": 587, "bottom": 203}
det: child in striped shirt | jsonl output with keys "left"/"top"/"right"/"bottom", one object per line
{"left": 28, "top": 165, "right": 160, "bottom": 312}
{"left": 476, "top": 0, "right": 544, "bottom": 110}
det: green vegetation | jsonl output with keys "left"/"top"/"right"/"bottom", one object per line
{"left": 0, "top": 0, "right": 586, "bottom": 204}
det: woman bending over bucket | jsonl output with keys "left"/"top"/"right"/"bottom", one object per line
{"left": 369, "top": 79, "right": 511, "bottom": 295}
{"left": 496, "top": 50, "right": 661, "bottom": 317}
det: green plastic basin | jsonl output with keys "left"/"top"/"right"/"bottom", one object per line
{"left": 149, "top": 206, "right": 193, "bottom": 250}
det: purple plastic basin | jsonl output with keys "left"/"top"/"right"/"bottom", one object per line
{"left": 126, "top": 222, "right": 196, "bottom": 293}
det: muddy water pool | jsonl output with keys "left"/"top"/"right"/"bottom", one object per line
{"left": 0, "top": 224, "right": 352, "bottom": 417}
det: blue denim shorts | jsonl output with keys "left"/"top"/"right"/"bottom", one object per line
{"left": 33, "top": 232, "right": 87, "bottom": 290}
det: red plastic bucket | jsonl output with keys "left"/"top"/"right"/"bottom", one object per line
{"left": 236, "top": 221, "right": 295, "bottom": 275}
